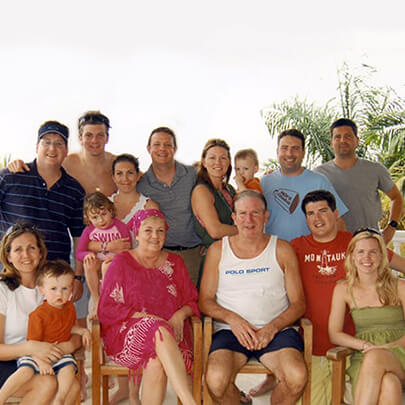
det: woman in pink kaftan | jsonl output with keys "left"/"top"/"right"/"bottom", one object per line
{"left": 98, "top": 209, "right": 199, "bottom": 405}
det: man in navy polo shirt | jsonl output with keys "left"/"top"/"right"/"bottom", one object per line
{"left": 0, "top": 120, "right": 85, "bottom": 267}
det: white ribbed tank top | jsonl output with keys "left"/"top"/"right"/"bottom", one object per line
{"left": 214, "top": 235, "right": 289, "bottom": 333}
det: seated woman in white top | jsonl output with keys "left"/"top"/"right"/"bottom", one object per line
{"left": 0, "top": 223, "right": 81, "bottom": 404}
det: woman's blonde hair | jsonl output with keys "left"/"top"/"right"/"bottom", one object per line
{"left": 345, "top": 231, "right": 398, "bottom": 306}
{"left": 0, "top": 224, "right": 47, "bottom": 290}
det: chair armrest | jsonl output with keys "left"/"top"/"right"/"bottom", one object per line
{"left": 204, "top": 315, "right": 213, "bottom": 336}
{"left": 191, "top": 315, "right": 202, "bottom": 329}
{"left": 300, "top": 317, "right": 312, "bottom": 330}
{"left": 191, "top": 316, "right": 202, "bottom": 404}
{"left": 300, "top": 318, "right": 312, "bottom": 405}
{"left": 326, "top": 346, "right": 353, "bottom": 361}
{"left": 300, "top": 318, "right": 313, "bottom": 351}
{"left": 191, "top": 316, "right": 202, "bottom": 357}
{"left": 326, "top": 346, "right": 353, "bottom": 405}
{"left": 203, "top": 316, "right": 213, "bottom": 373}
{"left": 92, "top": 319, "right": 103, "bottom": 365}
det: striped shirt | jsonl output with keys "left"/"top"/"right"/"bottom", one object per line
{"left": 0, "top": 160, "right": 85, "bottom": 261}
{"left": 137, "top": 161, "right": 201, "bottom": 247}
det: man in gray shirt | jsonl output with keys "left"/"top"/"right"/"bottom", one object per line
{"left": 315, "top": 118, "right": 403, "bottom": 243}
{"left": 137, "top": 127, "right": 201, "bottom": 284}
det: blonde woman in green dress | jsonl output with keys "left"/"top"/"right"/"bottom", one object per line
{"left": 329, "top": 229, "right": 405, "bottom": 405}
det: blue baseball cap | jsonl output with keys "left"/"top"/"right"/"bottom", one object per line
{"left": 38, "top": 121, "right": 69, "bottom": 144}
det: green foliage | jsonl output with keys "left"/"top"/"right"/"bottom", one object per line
{"left": 261, "top": 63, "right": 405, "bottom": 174}
{"left": 0, "top": 155, "right": 11, "bottom": 169}
{"left": 337, "top": 63, "right": 405, "bottom": 165}
{"left": 261, "top": 63, "right": 405, "bottom": 229}
{"left": 262, "top": 158, "right": 279, "bottom": 173}
{"left": 261, "top": 98, "right": 338, "bottom": 167}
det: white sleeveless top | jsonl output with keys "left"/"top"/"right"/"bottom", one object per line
{"left": 214, "top": 235, "right": 289, "bottom": 333}
{"left": 109, "top": 193, "right": 149, "bottom": 246}
{"left": 0, "top": 282, "right": 43, "bottom": 344}
{"left": 109, "top": 193, "right": 149, "bottom": 224}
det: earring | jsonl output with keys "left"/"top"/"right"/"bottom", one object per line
{"left": 134, "top": 240, "right": 139, "bottom": 248}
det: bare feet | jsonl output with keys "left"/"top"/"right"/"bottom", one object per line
{"left": 129, "top": 396, "right": 142, "bottom": 405}
{"left": 110, "top": 386, "right": 141, "bottom": 405}
{"left": 110, "top": 387, "right": 128, "bottom": 405}
{"left": 248, "top": 375, "right": 277, "bottom": 397}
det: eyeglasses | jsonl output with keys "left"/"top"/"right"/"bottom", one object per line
{"left": 353, "top": 227, "right": 381, "bottom": 237}
{"left": 78, "top": 114, "right": 111, "bottom": 129}
{"left": 39, "top": 139, "right": 66, "bottom": 149}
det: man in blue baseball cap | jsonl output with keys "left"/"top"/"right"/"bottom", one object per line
{"left": 0, "top": 120, "right": 85, "bottom": 266}
{"left": 37, "top": 120, "right": 69, "bottom": 144}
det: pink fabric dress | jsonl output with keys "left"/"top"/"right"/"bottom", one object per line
{"left": 98, "top": 251, "right": 200, "bottom": 373}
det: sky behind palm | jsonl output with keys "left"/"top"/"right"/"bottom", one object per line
{"left": 1, "top": 0, "right": 404, "bottom": 171}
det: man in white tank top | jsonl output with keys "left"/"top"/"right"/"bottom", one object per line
{"left": 199, "top": 190, "right": 307, "bottom": 405}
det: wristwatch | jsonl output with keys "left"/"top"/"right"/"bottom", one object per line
{"left": 389, "top": 220, "right": 399, "bottom": 229}
{"left": 74, "top": 275, "right": 85, "bottom": 283}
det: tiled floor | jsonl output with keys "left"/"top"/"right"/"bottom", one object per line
{"left": 83, "top": 366, "right": 271, "bottom": 404}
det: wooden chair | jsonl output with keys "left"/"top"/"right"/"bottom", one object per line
{"left": 5, "top": 352, "right": 84, "bottom": 405}
{"left": 327, "top": 346, "right": 405, "bottom": 405}
{"left": 92, "top": 317, "right": 202, "bottom": 405}
{"left": 202, "top": 317, "right": 312, "bottom": 405}
{"left": 326, "top": 346, "right": 353, "bottom": 405}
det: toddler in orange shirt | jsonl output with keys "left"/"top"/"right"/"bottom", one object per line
{"left": 234, "top": 148, "right": 263, "bottom": 193}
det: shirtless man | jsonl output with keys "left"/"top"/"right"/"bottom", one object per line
{"left": 62, "top": 111, "right": 117, "bottom": 195}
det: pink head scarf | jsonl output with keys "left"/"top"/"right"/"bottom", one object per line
{"left": 128, "top": 209, "right": 169, "bottom": 236}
